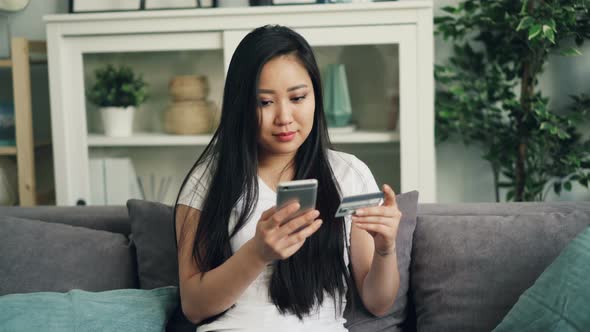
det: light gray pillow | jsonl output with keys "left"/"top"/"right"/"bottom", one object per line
{"left": 344, "top": 190, "right": 419, "bottom": 332}
{"left": 0, "top": 216, "right": 136, "bottom": 295}
{"left": 410, "top": 209, "right": 590, "bottom": 332}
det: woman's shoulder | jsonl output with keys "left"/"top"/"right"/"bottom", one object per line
{"left": 326, "top": 149, "right": 376, "bottom": 194}
{"left": 187, "top": 156, "right": 216, "bottom": 180}
{"left": 327, "top": 149, "right": 370, "bottom": 175}
{"left": 177, "top": 156, "right": 216, "bottom": 209}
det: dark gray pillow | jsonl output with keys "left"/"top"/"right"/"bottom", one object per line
{"left": 126, "top": 199, "right": 195, "bottom": 332}
{"left": 344, "top": 190, "right": 419, "bottom": 332}
{"left": 410, "top": 209, "right": 590, "bottom": 332}
{"left": 0, "top": 216, "right": 136, "bottom": 296}
{"left": 127, "top": 200, "right": 177, "bottom": 289}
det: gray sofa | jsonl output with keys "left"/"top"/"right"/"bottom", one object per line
{"left": 1, "top": 201, "right": 589, "bottom": 332}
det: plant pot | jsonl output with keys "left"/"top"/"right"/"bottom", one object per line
{"left": 164, "top": 101, "right": 213, "bottom": 135}
{"left": 100, "top": 106, "right": 135, "bottom": 137}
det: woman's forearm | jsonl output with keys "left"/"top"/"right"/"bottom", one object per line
{"left": 181, "top": 239, "right": 267, "bottom": 323}
{"left": 361, "top": 247, "right": 400, "bottom": 317}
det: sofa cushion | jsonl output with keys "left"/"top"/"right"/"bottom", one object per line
{"left": 128, "top": 191, "right": 418, "bottom": 331}
{"left": 410, "top": 206, "right": 590, "bottom": 332}
{"left": 0, "top": 286, "right": 178, "bottom": 332}
{"left": 0, "top": 216, "right": 137, "bottom": 295}
{"left": 127, "top": 200, "right": 177, "bottom": 289}
{"left": 493, "top": 226, "right": 590, "bottom": 331}
{"left": 344, "top": 190, "right": 419, "bottom": 332}
{"left": 127, "top": 199, "right": 195, "bottom": 332}
{"left": 0, "top": 205, "right": 131, "bottom": 235}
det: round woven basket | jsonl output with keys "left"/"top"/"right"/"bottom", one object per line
{"left": 169, "top": 75, "right": 209, "bottom": 101}
{"left": 164, "top": 100, "right": 213, "bottom": 135}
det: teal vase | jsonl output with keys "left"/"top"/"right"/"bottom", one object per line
{"left": 323, "top": 64, "right": 352, "bottom": 127}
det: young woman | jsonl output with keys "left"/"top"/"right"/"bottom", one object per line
{"left": 175, "top": 25, "right": 403, "bottom": 331}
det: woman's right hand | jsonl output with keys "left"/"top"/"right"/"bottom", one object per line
{"left": 250, "top": 203, "right": 323, "bottom": 264}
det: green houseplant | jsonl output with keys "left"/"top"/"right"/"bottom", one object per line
{"left": 87, "top": 64, "right": 148, "bottom": 137}
{"left": 435, "top": 0, "right": 590, "bottom": 202}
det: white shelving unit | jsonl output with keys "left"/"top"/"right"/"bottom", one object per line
{"left": 87, "top": 131, "right": 400, "bottom": 147}
{"left": 45, "top": 1, "right": 436, "bottom": 206}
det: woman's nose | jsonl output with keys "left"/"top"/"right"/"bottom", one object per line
{"left": 274, "top": 100, "right": 294, "bottom": 126}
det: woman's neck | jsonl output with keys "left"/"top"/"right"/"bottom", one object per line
{"left": 258, "top": 152, "right": 296, "bottom": 191}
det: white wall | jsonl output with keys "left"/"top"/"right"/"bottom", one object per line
{"left": 2, "top": 1, "right": 588, "bottom": 203}
{"left": 0, "top": 1, "right": 68, "bottom": 57}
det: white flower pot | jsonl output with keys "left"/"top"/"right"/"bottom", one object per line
{"left": 100, "top": 106, "right": 135, "bottom": 137}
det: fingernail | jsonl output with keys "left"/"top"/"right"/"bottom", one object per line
{"left": 355, "top": 210, "right": 364, "bottom": 216}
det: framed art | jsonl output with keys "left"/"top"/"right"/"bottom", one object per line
{"left": 145, "top": 0, "right": 198, "bottom": 9}
{"left": 69, "top": 0, "right": 142, "bottom": 13}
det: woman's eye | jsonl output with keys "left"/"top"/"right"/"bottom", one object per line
{"left": 259, "top": 100, "right": 272, "bottom": 107}
{"left": 292, "top": 95, "right": 306, "bottom": 102}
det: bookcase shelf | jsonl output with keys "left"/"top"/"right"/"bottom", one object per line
{"left": 86, "top": 130, "right": 400, "bottom": 147}
{"left": 1, "top": 38, "right": 53, "bottom": 206}
{"left": 45, "top": 1, "right": 436, "bottom": 205}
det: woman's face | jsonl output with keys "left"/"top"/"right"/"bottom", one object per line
{"left": 256, "top": 54, "right": 316, "bottom": 159}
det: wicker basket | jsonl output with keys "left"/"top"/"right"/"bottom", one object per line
{"left": 169, "top": 75, "right": 209, "bottom": 101}
{"left": 164, "top": 100, "right": 213, "bottom": 135}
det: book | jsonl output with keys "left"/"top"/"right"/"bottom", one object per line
{"left": 89, "top": 158, "right": 106, "bottom": 205}
{"left": 89, "top": 157, "right": 143, "bottom": 205}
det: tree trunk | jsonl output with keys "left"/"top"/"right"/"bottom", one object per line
{"left": 516, "top": 0, "right": 536, "bottom": 202}
{"left": 492, "top": 163, "right": 500, "bottom": 202}
{"left": 515, "top": 60, "right": 531, "bottom": 202}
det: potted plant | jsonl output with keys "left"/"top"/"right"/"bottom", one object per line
{"left": 87, "top": 64, "right": 148, "bottom": 137}
{"left": 435, "top": 0, "right": 590, "bottom": 202}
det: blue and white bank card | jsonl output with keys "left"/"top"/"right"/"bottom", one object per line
{"left": 335, "top": 191, "right": 384, "bottom": 218}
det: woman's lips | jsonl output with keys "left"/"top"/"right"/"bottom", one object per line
{"left": 274, "top": 131, "right": 296, "bottom": 142}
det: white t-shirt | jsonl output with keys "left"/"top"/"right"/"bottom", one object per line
{"left": 177, "top": 149, "right": 380, "bottom": 332}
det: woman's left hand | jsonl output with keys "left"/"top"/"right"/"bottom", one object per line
{"left": 352, "top": 184, "right": 402, "bottom": 256}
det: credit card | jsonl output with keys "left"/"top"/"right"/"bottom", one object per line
{"left": 335, "top": 191, "right": 384, "bottom": 218}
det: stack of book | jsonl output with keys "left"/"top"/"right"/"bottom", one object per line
{"left": 89, "top": 157, "right": 143, "bottom": 205}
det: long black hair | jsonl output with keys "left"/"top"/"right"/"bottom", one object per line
{"left": 174, "top": 25, "right": 350, "bottom": 322}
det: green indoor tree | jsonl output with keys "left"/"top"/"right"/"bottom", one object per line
{"left": 435, "top": 0, "right": 590, "bottom": 201}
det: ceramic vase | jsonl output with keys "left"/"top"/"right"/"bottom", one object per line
{"left": 323, "top": 64, "right": 352, "bottom": 127}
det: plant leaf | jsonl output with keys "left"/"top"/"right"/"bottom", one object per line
{"left": 528, "top": 24, "right": 542, "bottom": 40}
{"left": 543, "top": 25, "right": 555, "bottom": 44}
{"left": 549, "top": 19, "right": 557, "bottom": 32}
{"left": 560, "top": 47, "right": 582, "bottom": 56}
{"left": 506, "top": 190, "right": 515, "bottom": 201}
{"left": 442, "top": 6, "right": 457, "bottom": 14}
{"left": 517, "top": 17, "right": 534, "bottom": 31}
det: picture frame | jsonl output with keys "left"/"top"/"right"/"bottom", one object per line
{"left": 272, "top": 0, "right": 316, "bottom": 4}
{"left": 69, "top": 0, "right": 142, "bottom": 13}
{"left": 69, "top": 0, "right": 200, "bottom": 13}
{"left": 145, "top": 0, "right": 198, "bottom": 10}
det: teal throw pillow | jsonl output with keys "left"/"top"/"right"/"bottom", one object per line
{"left": 493, "top": 226, "right": 590, "bottom": 332}
{"left": 0, "top": 286, "right": 178, "bottom": 332}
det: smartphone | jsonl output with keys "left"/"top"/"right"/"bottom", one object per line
{"left": 276, "top": 179, "right": 318, "bottom": 223}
